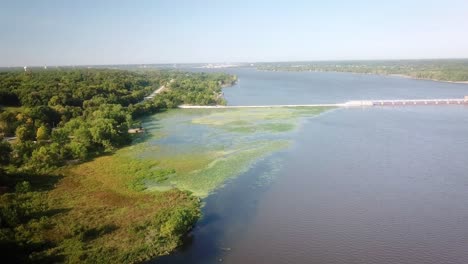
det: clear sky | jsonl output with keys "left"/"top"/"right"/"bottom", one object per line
{"left": 1, "top": 0, "right": 468, "bottom": 66}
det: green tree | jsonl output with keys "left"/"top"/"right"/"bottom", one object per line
{"left": 11, "top": 141, "right": 36, "bottom": 165}
{"left": 24, "top": 106, "right": 60, "bottom": 127}
{"left": 89, "top": 118, "right": 119, "bottom": 152}
{"left": 27, "top": 144, "right": 62, "bottom": 172}
{"left": 48, "top": 95, "right": 62, "bottom": 107}
{"left": 36, "top": 125, "right": 50, "bottom": 141}
{"left": 66, "top": 141, "right": 89, "bottom": 160}
{"left": 15, "top": 125, "right": 35, "bottom": 142}
{"left": 51, "top": 128, "right": 69, "bottom": 145}
{"left": 0, "top": 111, "right": 18, "bottom": 137}
{"left": 0, "top": 139, "right": 12, "bottom": 166}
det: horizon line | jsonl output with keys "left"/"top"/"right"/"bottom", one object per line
{"left": 2, "top": 57, "right": 468, "bottom": 69}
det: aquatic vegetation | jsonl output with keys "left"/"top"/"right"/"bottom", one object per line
{"left": 253, "top": 156, "right": 285, "bottom": 188}
{"left": 169, "top": 140, "right": 290, "bottom": 196}
{"left": 125, "top": 107, "right": 333, "bottom": 196}
{"left": 192, "top": 107, "right": 330, "bottom": 134}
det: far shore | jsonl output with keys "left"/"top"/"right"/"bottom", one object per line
{"left": 388, "top": 74, "right": 468, "bottom": 84}
{"left": 255, "top": 68, "right": 468, "bottom": 85}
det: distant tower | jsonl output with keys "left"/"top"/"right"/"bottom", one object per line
{"left": 24, "top": 66, "right": 28, "bottom": 72}
{"left": 44, "top": 65, "right": 47, "bottom": 69}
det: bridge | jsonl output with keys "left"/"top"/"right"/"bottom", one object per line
{"left": 368, "top": 98, "right": 468, "bottom": 106}
{"left": 178, "top": 96, "right": 468, "bottom": 109}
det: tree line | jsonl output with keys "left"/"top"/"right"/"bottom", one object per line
{"left": 256, "top": 59, "right": 468, "bottom": 82}
{"left": 0, "top": 69, "right": 236, "bottom": 175}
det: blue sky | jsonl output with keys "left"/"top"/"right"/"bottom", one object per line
{"left": 1, "top": 0, "right": 468, "bottom": 66}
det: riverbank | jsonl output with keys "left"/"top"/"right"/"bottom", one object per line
{"left": 388, "top": 74, "right": 468, "bottom": 84}
{"left": 257, "top": 68, "right": 468, "bottom": 85}
{"left": 255, "top": 59, "right": 468, "bottom": 84}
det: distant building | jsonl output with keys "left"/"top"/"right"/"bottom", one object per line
{"left": 23, "top": 66, "right": 28, "bottom": 71}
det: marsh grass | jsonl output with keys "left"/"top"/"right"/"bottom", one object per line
{"left": 0, "top": 150, "right": 200, "bottom": 263}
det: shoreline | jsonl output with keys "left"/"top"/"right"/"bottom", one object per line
{"left": 255, "top": 68, "right": 468, "bottom": 85}
{"left": 0, "top": 70, "right": 238, "bottom": 263}
{"left": 387, "top": 74, "right": 468, "bottom": 84}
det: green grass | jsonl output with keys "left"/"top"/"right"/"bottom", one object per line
{"left": 0, "top": 153, "right": 201, "bottom": 263}
{"left": 129, "top": 168, "right": 176, "bottom": 191}
{"left": 0, "top": 105, "right": 23, "bottom": 112}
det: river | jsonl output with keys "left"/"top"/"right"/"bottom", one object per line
{"left": 152, "top": 68, "right": 468, "bottom": 264}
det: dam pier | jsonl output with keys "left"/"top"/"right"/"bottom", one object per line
{"left": 179, "top": 96, "right": 468, "bottom": 109}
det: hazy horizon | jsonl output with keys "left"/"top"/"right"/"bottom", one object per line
{"left": 2, "top": 0, "right": 468, "bottom": 67}
{"left": 3, "top": 57, "right": 468, "bottom": 69}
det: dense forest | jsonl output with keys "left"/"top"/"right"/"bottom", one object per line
{"left": 256, "top": 59, "right": 468, "bottom": 82}
{"left": 0, "top": 68, "right": 236, "bottom": 263}
{"left": 0, "top": 69, "right": 236, "bottom": 168}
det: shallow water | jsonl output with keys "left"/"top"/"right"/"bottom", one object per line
{"left": 152, "top": 69, "right": 468, "bottom": 263}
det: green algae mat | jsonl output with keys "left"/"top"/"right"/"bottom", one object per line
{"left": 109, "top": 107, "right": 333, "bottom": 197}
